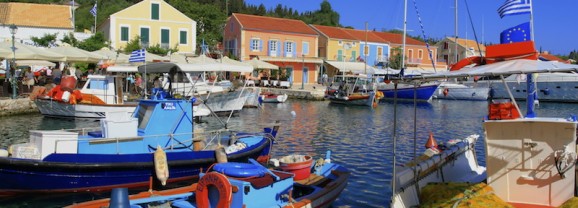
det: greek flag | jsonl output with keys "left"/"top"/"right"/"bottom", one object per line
{"left": 129, "top": 49, "right": 146, "bottom": 63}
{"left": 498, "top": 0, "right": 532, "bottom": 18}
{"left": 90, "top": 3, "right": 97, "bottom": 17}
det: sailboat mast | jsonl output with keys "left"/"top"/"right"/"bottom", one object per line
{"left": 454, "top": 0, "right": 458, "bottom": 65}
{"left": 401, "top": 0, "right": 407, "bottom": 70}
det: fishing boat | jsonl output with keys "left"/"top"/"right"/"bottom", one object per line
{"left": 32, "top": 74, "right": 137, "bottom": 119}
{"left": 325, "top": 74, "right": 383, "bottom": 107}
{"left": 66, "top": 151, "right": 349, "bottom": 208}
{"left": 260, "top": 91, "right": 288, "bottom": 103}
{"left": 376, "top": 81, "right": 439, "bottom": 102}
{"left": 0, "top": 66, "right": 277, "bottom": 196}
{"left": 390, "top": 43, "right": 578, "bottom": 207}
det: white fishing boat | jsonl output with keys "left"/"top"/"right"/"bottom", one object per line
{"left": 464, "top": 72, "right": 578, "bottom": 102}
{"left": 434, "top": 82, "right": 489, "bottom": 101}
{"left": 33, "top": 75, "right": 137, "bottom": 119}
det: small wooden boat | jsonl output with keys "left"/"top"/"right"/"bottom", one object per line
{"left": 260, "top": 91, "right": 288, "bottom": 103}
{"left": 325, "top": 74, "right": 382, "bottom": 107}
{"left": 66, "top": 151, "right": 349, "bottom": 208}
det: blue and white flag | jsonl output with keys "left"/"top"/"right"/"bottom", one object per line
{"left": 90, "top": 3, "right": 97, "bottom": 17}
{"left": 498, "top": 0, "right": 532, "bottom": 18}
{"left": 500, "top": 22, "right": 531, "bottom": 44}
{"left": 129, "top": 49, "right": 146, "bottom": 63}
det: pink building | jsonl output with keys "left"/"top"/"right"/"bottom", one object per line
{"left": 224, "top": 13, "right": 323, "bottom": 86}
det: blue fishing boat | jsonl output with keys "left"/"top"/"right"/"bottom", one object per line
{"left": 377, "top": 82, "right": 439, "bottom": 102}
{"left": 0, "top": 65, "right": 277, "bottom": 196}
{"left": 66, "top": 151, "right": 349, "bottom": 208}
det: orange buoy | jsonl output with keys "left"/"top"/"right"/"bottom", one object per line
{"left": 425, "top": 132, "right": 438, "bottom": 149}
{"left": 443, "top": 88, "right": 449, "bottom": 96}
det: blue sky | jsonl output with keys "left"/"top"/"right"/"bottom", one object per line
{"left": 244, "top": 0, "right": 577, "bottom": 55}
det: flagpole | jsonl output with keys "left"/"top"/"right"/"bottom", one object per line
{"left": 94, "top": 0, "right": 97, "bottom": 33}
{"left": 529, "top": 0, "right": 534, "bottom": 41}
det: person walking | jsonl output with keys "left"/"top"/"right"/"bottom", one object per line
{"left": 135, "top": 74, "right": 143, "bottom": 95}
{"left": 23, "top": 67, "right": 36, "bottom": 91}
{"left": 52, "top": 67, "right": 62, "bottom": 84}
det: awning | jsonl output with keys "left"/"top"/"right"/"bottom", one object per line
{"left": 107, "top": 65, "right": 138, "bottom": 72}
{"left": 260, "top": 56, "right": 324, "bottom": 64}
{"left": 324, "top": 60, "right": 377, "bottom": 75}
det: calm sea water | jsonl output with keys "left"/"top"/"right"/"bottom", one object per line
{"left": 0, "top": 99, "right": 577, "bottom": 207}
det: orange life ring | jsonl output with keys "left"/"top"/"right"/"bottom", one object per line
{"left": 196, "top": 172, "right": 233, "bottom": 208}
{"left": 443, "top": 88, "right": 449, "bottom": 96}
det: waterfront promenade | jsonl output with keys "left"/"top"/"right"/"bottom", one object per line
{"left": 0, "top": 83, "right": 327, "bottom": 117}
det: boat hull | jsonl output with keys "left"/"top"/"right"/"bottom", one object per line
{"left": 262, "top": 94, "right": 288, "bottom": 103}
{"left": 35, "top": 98, "right": 136, "bottom": 119}
{"left": 465, "top": 73, "right": 578, "bottom": 102}
{"left": 196, "top": 90, "right": 250, "bottom": 117}
{"left": 0, "top": 137, "right": 272, "bottom": 195}
{"left": 327, "top": 92, "right": 375, "bottom": 106}
{"left": 435, "top": 83, "right": 490, "bottom": 101}
{"left": 378, "top": 83, "right": 439, "bottom": 102}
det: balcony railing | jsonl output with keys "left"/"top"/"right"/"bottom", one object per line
{"left": 406, "top": 58, "right": 423, "bottom": 64}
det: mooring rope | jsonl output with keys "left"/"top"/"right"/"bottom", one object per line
{"left": 411, "top": 0, "right": 437, "bottom": 72}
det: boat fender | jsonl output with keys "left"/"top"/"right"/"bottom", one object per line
{"left": 154, "top": 145, "right": 169, "bottom": 186}
{"left": 542, "top": 88, "right": 550, "bottom": 95}
{"left": 61, "top": 91, "right": 71, "bottom": 102}
{"left": 443, "top": 88, "right": 449, "bottom": 96}
{"left": 215, "top": 146, "right": 228, "bottom": 163}
{"left": 213, "top": 162, "right": 267, "bottom": 178}
{"left": 0, "top": 149, "right": 8, "bottom": 157}
{"left": 196, "top": 172, "right": 233, "bottom": 208}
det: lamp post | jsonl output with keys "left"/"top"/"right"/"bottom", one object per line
{"left": 9, "top": 24, "right": 18, "bottom": 99}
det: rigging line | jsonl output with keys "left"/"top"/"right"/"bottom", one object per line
{"left": 463, "top": 0, "right": 484, "bottom": 60}
{"left": 411, "top": 0, "right": 437, "bottom": 72}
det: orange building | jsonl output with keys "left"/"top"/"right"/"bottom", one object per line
{"left": 224, "top": 13, "right": 323, "bottom": 86}
{"left": 372, "top": 31, "right": 447, "bottom": 71}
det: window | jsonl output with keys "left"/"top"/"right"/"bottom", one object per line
{"left": 179, "top": 30, "right": 187, "bottom": 44}
{"left": 418, "top": 50, "right": 423, "bottom": 59}
{"left": 443, "top": 42, "right": 448, "bottom": 49}
{"left": 250, "top": 38, "right": 261, "bottom": 51}
{"left": 285, "top": 41, "right": 293, "bottom": 53}
{"left": 120, "top": 26, "right": 129, "bottom": 42}
{"left": 338, "top": 40, "right": 343, "bottom": 46}
{"left": 269, "top": 40, "right": 278, "bottom": 56}
{"left": 151, "top": 3, "right": 160, "bottom": 20}
{"left": 302, "top": 42, "right": 309, "bottom": 55}
{"left": 337, "top": 50, "right": 343, "bottom": 61}
{"left": 140, "top": 27, "right": 150, "bottom": 47}
{"left": 352, "top": 42, "right": 356, "bottom": 46}
{"left": 161, "top": 29, "right": 170, "bottom": 48}
{"left": 364, "top": 45, "right": 369, "bottom": 56}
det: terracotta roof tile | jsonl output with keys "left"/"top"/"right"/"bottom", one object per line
{"left": 372, "top": 31, "right": 425, "bottom": 46}
{"left": 0, "top": 2, "right": 72, "bottom": 29}
{"left": 233, "top": 13, "right": 317, "bottom": 36}
{"left": 310, "top": 24, "right": 356, "bottom": 40}
{"left": 341, "top": 28, "right": 386, "bottom": 43}
{"left": 540, "top": 53, "right": 566, "bottom": 62}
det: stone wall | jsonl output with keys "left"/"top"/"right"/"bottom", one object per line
{"left": 0, "top": 98, "right": 39, "bottom": 117}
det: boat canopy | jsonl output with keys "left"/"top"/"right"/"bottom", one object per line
{"left": 404, "top": 59, "right": 578, "bottom": 82}
{"left": 324, "top": 60, "right": 379, "bottom": 75}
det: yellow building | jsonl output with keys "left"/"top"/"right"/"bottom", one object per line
{"left": 311, "top": 24, "right": 360, "bottom": 62}
{"left": 99, "top": 0, "right": 196, "bottom": 54}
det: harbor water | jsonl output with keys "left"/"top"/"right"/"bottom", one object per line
{"left": 0, "top": 99, "right": 576, "bottom": 207}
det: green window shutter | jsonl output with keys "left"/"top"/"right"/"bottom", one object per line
{"left": 151, "top": 3, "right": 159, "bottom": 20}
{"left": 161, "top": 29, "right": 170, "bottom": 44}
{"left": 121, "top": 27, "right": 129, "bottom": 41}
{"left": 140, "top": 28, "right": 149, "bottom": 44}
{"left": 351, "top": 51, "right": 357, "bottom": 61}
{"left": 179, "top": 31, "right": 187, "bottom": 44}
{"left": 337, "top": 50, "right": 343, "bottom": 61}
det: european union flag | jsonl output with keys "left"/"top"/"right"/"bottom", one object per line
{"left": 500, "top": 22, "right": 531, "bottom": 44}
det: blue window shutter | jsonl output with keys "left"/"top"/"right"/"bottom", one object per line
{"left": 283, "top": 41, "right": 288, "bottom": 57}
{"left": 259, "top": 40, "right": 263, "bottom": 51}
{"left": 292, "top": 42, "right": 296, "bottom": 57}
{"left": 277, "top": 41, "right": 281, "bottom": 56}
{"left": 249, "top": 39, "right": 253, "bottom": 50}
{"left": 268, "top": 41, "right": 272, "bottom": 55}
